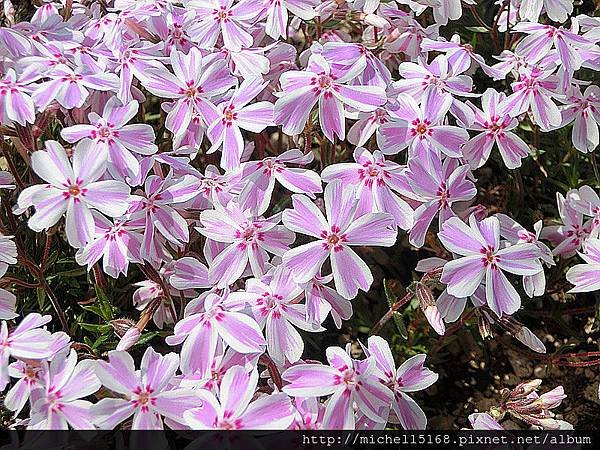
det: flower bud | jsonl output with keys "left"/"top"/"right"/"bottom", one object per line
{"left": 535, "top": 386, "right": 566, "bottom": 409}
{"left": 416, "top": 283, "right": 445, "bottom": 335}
{"left": 511, "top": 379, "right": 542, "bottom": 400}
{"left": 116, "top": 327, "right": 141, "bottom": 351}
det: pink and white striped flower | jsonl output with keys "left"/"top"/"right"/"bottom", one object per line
{"left": 61, "top": 96, "right": 157, "bottom": 180}
{"left": 321, "top": 147, "right": 413, "bottom": 230}
{"left": 463, "top": 88, "right": 530, "bottom": 170}
{"left": 28, "top": 349, "right": 100, "bottom": 430}
{"left": 143, "top": 47, "right": 236, "bottom": 138}
{"left": 197, "top": 201, "right": 295, "bottom": 287}
{"left": 366, "top": 336, "right": 438, "bottom": 430}
{"left": 186, "top": 0, "right": 261, "bottom": 51}
{"left": 92, "top": 348, "right": 200, "bottom": 429}
{"left": 18, "top": 140, "right": 130, "bottom": 248}
{"left": 185, "top": 366, "right": 295, "bottom": 429}
{"left": 32, "top": 64, "right": 119, "bottom": 110}
{"left": 206, "top": 78, "right": 275, "bottom": 171}
{"left": 439, "top": 215, "right": 543, "bottom": 317}
{"left": 166, "top": 292, "right": 266, "bottom": 376}
{"left": 282, "top": 345, "right": 393, "bottom": 429}
{"left": 274, "top": 54, "right": 387, "bottom": 142}
{"left": 378, "top": 90, "right": 469, "bottom": 158}
{"left": 282, "top": 180, "right": 397, "bottom": 299}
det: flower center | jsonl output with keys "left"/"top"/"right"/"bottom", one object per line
{"left": 68, "top": 185, "right": 81, "bottom": 196}
{"left": 481, "top": 246, "right": 500, "bottom": 268}
{"left": 321, "top": 226, "right": 346, "bottom": 250}
{"left": 317, "top": 74, "right": 332, "bottom": 90}
{"left": 98, "top": 126, "right": 111, "bottom": 138}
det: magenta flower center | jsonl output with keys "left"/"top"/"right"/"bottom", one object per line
{"left": 321, "top": 225, "right": 347, "bottom": 251}
{"left": 68, "top": 184, "right": 81, "bottom": 196}
{"left": 411, "top": 119, "right": 432, "bottom": 138}
{"left": 436, "top": 182, "right": 450, "bottom": 208}
{"left": 481, "top": 245, "right": 500, "bottom": 268}
{"left": 217, "top": 414, "right": 242, "bottom": 429}
{"left": 98, "top": 126, "right": 111, "bottom": 138}
{"left": 132, "top": 386, "right": 156, "bottom": 411}
{"left": 317, "top": 75, "right": 332, "bottom": 90}
{"left": 214, "top": 7, "right": 232, "bottom": 21}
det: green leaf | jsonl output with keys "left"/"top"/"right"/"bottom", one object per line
{"left": 465, "top": 26, "right": 489, "bottom": 33}
{"left": 36, "top": 287, "right": 46, "bottom": 310}
{"left": 79, "top": 323, "right": 112, "bottom": 333}
{"left": 94, "top": 285, "right": 115, "bottom": 321}
{"left": 47, "top": 268, "right": 87, "bottom": 280}
{"left": 135, "top": 331, "right": 160, "bottom": 347}
{"left": 92, "top": 333, "right": 110, "bottom": 350}
{"left": 80, "top": 305, "right": 104, "bottom": 317}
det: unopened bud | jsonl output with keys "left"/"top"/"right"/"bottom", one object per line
{"left": 511, "top": 379, "right": 542, "bottom": 400}
{"left": 535, "top": 386, "right": 566, "bottom": 409}
{"left": 116, "top": 327, "right": 141, "bottom": 351}
{"left": 110, "top": 318, "right": 136, "bottom": 338}
{"left": 416, "top": 283, "right": 445, "bottom": 335}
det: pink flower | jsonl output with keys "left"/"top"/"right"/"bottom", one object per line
{"left": 76, "top": 214, "right": 143, "bottom": 279}
{"left": 32, "top": 64, "right": 119, "bottom": 110}
{"left": 439, "top": 215, "right": 543, "bottom": 317}
{"left": 421, "top": 35, "right": 500, "bottom": 78}
{"left": 463, "top": 88, "right": 530, "bottom": 170}
{"left": 404, "top": 153, "right": 477, "bottom": 248}
{"left": 61, "top": 96, "right": 157, "bottom": 180}
{"left": 274, "top": 54, "right": 387, "bottom": 141}
{"left": 197, "top": 201, "right": 294, "bottom": 287}
{"left": 541, "top": 192, "right": 593, "bottom": 258}
{"left": 303, "top": 272, "right": 353, "bottom": 328}
{"left": 282, "top": 180, "right": 397, "bottom": 299}
{"left": 497, "top": 214, "right": 554, "bottom": 298}
{"left": 28, "top": 349, "right": 100, "bottom": 429}
{"left": 166, "top": 292, "right": 266, "bottom": 376}
{"left": 143, "top": 47, "right": 236, "bottom": 138}
{"left": 129, "top": 172, "right": 198, "bottom": 262}
{"left": 500, "top": 66, "right": 562, "bottom": 131}
{"left": 263, "top": 0, "right": 318, "bottom": 39}
{"left": 321, "top": 147, "right": 413, "bottom": 230}
{"left": 186, "top": 0, "right": 261, "bottom": 52}
{"left": 0, "top": 314, "right": 55, "bottom": 391}
{"left": 92, "top": 348, "right": 200, "bottom": 429}
{"left": 513, "top": 22, "right": 593, "bottom": 76}
{"left": 392, "top": 54, "right": 474, "bottom": 104}
{"left": 109, "top": 41, "right": 166, "bottom": 104}
{"left": 378, "top": 90, "right": 469, "bottom": 158}
{"left": 232, "top": 267, "right": 322, "bottom": 365}
{"left": 557, "top": 85, "right": 600, "bottom": 153}
{"left": 0, "top": 68, "right": 36, "bottom": 126}
{"left": 366, "top": 336, "right": 438, "bottom": 430}
{"left": 184, "top": 366, "right": 295, "bottom": 429}
{"left": 282, "top": 345, "right": 393, "bottom": 429}
{"left": 566, "top": 238, "right": 600, "bottom": 293}
{"left": 18, "top": 140, "right": 130, "bottom": 248}
{"left": 206, "top": 78, "right": 275, "bottom": 171}
{"left": 238, "top": 149, "right": 322, "bottom": 215}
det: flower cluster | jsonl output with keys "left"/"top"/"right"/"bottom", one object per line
{"left": 0, "top": 0, "right": 597, "bottom": 431}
